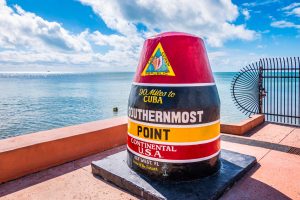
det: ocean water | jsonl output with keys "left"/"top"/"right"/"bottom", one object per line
{"left": 0, "top": 72, "right": 246, "bottom": 139}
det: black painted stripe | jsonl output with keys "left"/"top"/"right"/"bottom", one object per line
{"left": 128, "top": 85, "right": 220, "bottom": 124}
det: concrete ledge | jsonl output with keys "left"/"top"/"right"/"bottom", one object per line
{"left": 0, "top": 117, "right": 127, "bottom": 184}
{"left": 221, "top": 114, "right": 265, "bottom": 135}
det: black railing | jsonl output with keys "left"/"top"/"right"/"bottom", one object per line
{"left": 231, "top": 57, "right": 300, "bottom": 126}
{"left": 231, "top": 63, "right": 260, "bottom": 116}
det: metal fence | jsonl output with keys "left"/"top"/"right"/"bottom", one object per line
{"left": 231, "top": 57, "right": 300, "bottom": 126}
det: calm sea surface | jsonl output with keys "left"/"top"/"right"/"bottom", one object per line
{"left": 0, "top": 72, "right": 246, "bottom": 139}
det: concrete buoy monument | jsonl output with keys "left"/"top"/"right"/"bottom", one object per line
{"left": 127, "top": 32, "right": 220, "bottom": 180}
{"left": 92, "top": 32, "right": 256, "bottom": 199}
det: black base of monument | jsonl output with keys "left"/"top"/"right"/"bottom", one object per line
{"left": 91, "top": 150, "right": 256, "bottom": 200}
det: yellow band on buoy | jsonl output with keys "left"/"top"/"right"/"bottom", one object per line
{"left": 128, "top": 119, "right": 220, "bottom": 143}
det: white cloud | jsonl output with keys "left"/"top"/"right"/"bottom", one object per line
{"left": 281, "top": 3, "right": 300, "bottom": 18}
{"left": 282, "top": 3, "right": 300, "bottom": 11}
{"left": 287, "top": 7, "right": 300, "bottom": 17}
{"left": 79, "top": 0, "right": 257, "bottom": 47}
{"left": 0, "top": 0, "right": 141, "bottom": 71}
{"left": 0, "top": 1, "right": 91, "bottom": 52}
{"left": 242, "top": 9, "right": 251, "bottom": 20}
{"left": 242, "top": 0, "right": 280, "bottom": 7}
{"left": 271, "top": 20, "right": 300, "bottom": 29}
{"left": 0, "top": 0, "right": 258, "bottom": 72}
{"left": 207, "top": 50, "right": 265, "bottom": 72}
{"left": 257, "top": 44, "right": 265, "bottom": 49}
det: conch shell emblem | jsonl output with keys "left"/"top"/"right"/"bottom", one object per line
{"left": 151, "top": 56, "right": 163, "bottom": 71}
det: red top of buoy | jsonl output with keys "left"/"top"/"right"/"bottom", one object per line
{"left": 134, "top": 32, "right": 214, "bottom": 84}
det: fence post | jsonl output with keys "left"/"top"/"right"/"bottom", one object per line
{"left": 258, "top": 64, "right": 264, "bottom": 114}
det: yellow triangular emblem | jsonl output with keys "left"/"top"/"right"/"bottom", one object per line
{"left": 141, "top": 43, "right": 175, "bottom": 76}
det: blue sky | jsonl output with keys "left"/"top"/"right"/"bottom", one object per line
{"left": 0, "top": 0, "right": 299, "bottom": 72}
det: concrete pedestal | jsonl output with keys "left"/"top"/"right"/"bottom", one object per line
{"left": 91, "top": 149, "right": 256, "bottom": 200}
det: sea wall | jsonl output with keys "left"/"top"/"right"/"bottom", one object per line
{"left": 0, "top": 117, "right": 127, "bottom": 183}
{"left": 221, "top": 114, "right": 265, "bottom": 135}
